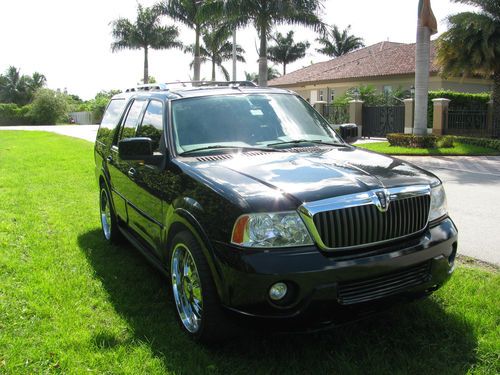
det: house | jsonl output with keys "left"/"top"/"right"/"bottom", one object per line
{"left": 268, "top": 41, "right": 493, "bottom": 105}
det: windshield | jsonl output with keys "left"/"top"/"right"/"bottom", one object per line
{"left": 171, "top": 93, "right": 343, "bottom": 154}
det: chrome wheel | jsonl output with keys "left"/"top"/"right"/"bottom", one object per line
{"left": 171, "top": 243, "right": 203, "bottom": 333}
{"left": 100, "top": 188, "right": 112, "bottom": 240}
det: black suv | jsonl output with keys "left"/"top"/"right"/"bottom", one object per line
{"left": 94, "top": 82, "right": 457, "bottom": 342}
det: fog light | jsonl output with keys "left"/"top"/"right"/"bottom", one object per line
{"left": 269, "top": 282, "right": 288, "bottom": 301}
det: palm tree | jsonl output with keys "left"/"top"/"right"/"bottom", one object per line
{"left": 267, "top": 31, "right": 310, "bottom": 75}
{"left": 437, "top": 0, "right": 500, "bottom": 123}
{"left": 159, "top": 0, "right": 217, "bottom": 82}
{"left": 414, "top": 0, "right": 438, "bottom": 135}
{"left": 0, "top": 66, "right": 34, "bottom": 105}
{"left": 110, "top": 4, "right": 182, "bottom": 84}
{"left": 222, "top": 0, "right": 324, "bottom": 87}
{"left": 245, "top": 67, "right": 281, "bottom": 83}
{"left": 187, "top": 25, "right": 245, "bottom": 80}
{"left": 316, "top": 25, "right": 365, "bottom": 58}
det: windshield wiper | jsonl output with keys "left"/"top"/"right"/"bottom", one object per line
{"left": 178, "top": 145, "right": 284, "bottom": 156}
{"left": 267, "top": 139, "right": 348, "bottom": 148}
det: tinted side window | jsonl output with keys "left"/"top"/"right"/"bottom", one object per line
{"left": 119, "top": 100, "right": 146, "bottom": 140}
{"left": 136, "top": 100, "right": 164, "bottom": 152}
{"left": 96, "top": 99, "right": 126, "bottom": 144}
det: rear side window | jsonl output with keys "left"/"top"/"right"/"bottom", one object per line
{"left": 136, "top": 100, "right": 164, "bottom": 152}
{"left": 96, "top": 99, "right": 126, "bottom": 144}
{"left": 118, "top": 100, "right": 146, "bottom": 141}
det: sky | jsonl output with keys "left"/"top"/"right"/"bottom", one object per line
{"left": 0, "top": 0, "right": 477, "bottom": 100}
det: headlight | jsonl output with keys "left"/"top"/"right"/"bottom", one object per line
{"left": 231, "top": 212, "right": 313, "bottom": 248}
{"left": 429, "top": 184, "right": 448, "bottom": 222}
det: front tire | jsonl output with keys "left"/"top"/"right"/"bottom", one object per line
{"left": 169, "top": 230, "right": 237, "bottom": 343}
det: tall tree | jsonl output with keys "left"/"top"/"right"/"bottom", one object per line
{"left": 315, "top": 25, "right": 364, "bottom": 58}
{"left": 159, "top": 0, "right": 216, "bottom": 82}
{"left": 187, "top": 25, "right": 245, "bottom": 80}
{"left": 267, "top": 31, "right": 310, "bottom": 75}
{"left": 245, "top": 67, "right": 281, "bottom": 83}
{"left": 414, "top": 0, "right": 438, "bottom": 135}
{"left": 110, "top": 4, "right": 182, "bottom": 84}
{"left": 0, "top": 66, "right": 46, "bottom": 105}
{"left": 437, "top": 0, "right": 500, "bottom": 123}
{"left": 221, "top": 0, "right": 324, "bottom": 87}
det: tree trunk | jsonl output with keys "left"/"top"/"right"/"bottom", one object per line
{"left": 283, "top": 63, "right": 286, "bottom": 76}
{"left": 414, "top": 24, "right": 431, "bottom": 135}
{"left": 212, "top": 59, "right": 216, "bottom": 81}
{"left": 143, "top": 46, "right": 149, "bottom": 84}
{"left": 193, "top": 25, "right": 201, "bottom": 82}
{"left": 258, "top": 25, "right": 268, "bottom": 87}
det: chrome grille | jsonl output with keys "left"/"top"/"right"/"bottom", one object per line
{"left": 337, "top": 262, "right": 431, "bottom": 305}
{"left": 311, "top": 194, "right": 430, "bottom": 249}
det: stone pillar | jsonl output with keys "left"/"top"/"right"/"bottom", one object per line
{"left": 349, "top": 99, "right": 364, "bottom": 137}
{"left": 404, "top": 98, "right": 414, "bottom": 134}
{"left": 432, "top": 98, "right": 451, "bottom": 136}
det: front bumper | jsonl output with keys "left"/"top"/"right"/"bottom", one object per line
{"left": 212, "top": 217, "right": 458, "bottom": 326}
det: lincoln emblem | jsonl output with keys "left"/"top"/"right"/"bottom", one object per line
{"left": 375, "top": 191, "right": 390, "bottom": 212}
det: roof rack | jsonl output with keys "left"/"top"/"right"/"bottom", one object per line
{"left": 124, "top": 80, "right": 257, "bottom": 93}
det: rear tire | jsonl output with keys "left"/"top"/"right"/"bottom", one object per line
{"left": 169, "top": 230, "right": 238, "bottom": 343}
{"left": 99, "top": 185, "right": 123, "bottom": 244}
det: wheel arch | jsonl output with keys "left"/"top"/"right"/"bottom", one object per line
{"left": 164, "top": 208, "right": 227, "bottom": 303}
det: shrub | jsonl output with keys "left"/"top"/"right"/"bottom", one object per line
{"left": 0, "top": 103, "right": 32, "bottom": 125}
{"left": 387, "top": 133, "right": 438, "bottom": 148}
{"left": 438, "top": 136, "right": 455, "bottom": 148}
{"left": 29, "top": 89, "right": 69, "bottom": 125}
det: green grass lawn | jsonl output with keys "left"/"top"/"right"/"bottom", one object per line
{"left": 0, "top": 131, "right": 499, "bottom": 374}
{"left": 357, "top": 141, "right": 500, "bottom": 156}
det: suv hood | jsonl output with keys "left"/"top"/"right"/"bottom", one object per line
{"left": 179, "top": 147, "right": 438, "bottom": 208}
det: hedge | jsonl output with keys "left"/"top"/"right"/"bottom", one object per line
{"left": 0, "top": 103, "right": 32, "bottom": 126}
{"left": 452, "top": 136, "right": 500, "bottom": 152}
{"left": 387, "top": 133, "right": 438, "bottom": 148}
{"left": 387, "top": 133, "right": 500, "bottom": 151}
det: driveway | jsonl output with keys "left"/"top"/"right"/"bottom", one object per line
{"left": 399, "top": 156, "right": 500, "bottom": 265}
{"left": 1, "top": 126, "right": 498, "bottom": 264}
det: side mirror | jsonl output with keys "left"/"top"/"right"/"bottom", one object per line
{"left": 339, "top": 123, "right": 359, "bottom": 144}
{"left": 118, "top": 137, "right": 163, "bottom": 165}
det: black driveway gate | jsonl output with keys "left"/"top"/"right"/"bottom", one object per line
{"left": 362, "top": 105, "right": 405, "bottom": 137}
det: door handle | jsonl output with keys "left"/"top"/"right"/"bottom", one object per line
{"left": 128, "top": 168, "right": 137, "bottom": 179}
{"left": 106, "top": 155, "right": 113, "bottom": 163}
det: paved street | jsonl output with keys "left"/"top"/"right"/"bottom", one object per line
{"left": 1, "top": 126, "right": 499, "bottom": 264}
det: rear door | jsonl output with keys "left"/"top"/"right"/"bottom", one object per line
{"left": 107, "top": 98, "right": 147, "bottom": 222}
{"left": 125, "top": 99, "right": 166, "bottom": 251}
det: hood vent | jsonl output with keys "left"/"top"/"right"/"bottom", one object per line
{"left": 288, "top": 146, "right": 324, "bottom": 153}
{"left": 195, "top": 148, "right": 323, "bottom": 162}
{"left": 196, "top": 150, "right": 273, "bottom": 162}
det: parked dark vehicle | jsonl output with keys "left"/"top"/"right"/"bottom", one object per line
{"left": 94, "top": 82, "right": 457, "bottom": 342}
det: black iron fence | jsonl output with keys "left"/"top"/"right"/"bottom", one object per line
{"left": 445, "top": 109, "right": 491, "bottom": 137}
{"left": 362, "top": 105, "right": 405, "bottom": 137}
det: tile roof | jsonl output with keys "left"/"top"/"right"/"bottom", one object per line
{"left": 269, "top": 41, "right": 439, "bottom": 87}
